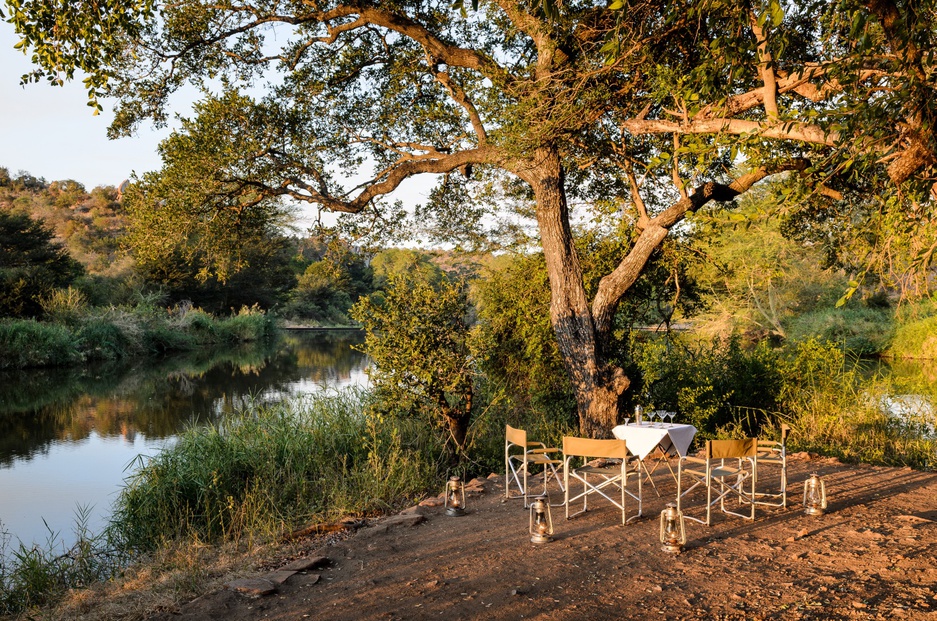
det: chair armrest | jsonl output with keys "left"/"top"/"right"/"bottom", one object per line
{"left": 527, "top": 447, "right": 558, "bottom": 454}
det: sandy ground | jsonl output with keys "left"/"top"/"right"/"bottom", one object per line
{"left": 147, "top": 454, "right": 937, "bottom": 620}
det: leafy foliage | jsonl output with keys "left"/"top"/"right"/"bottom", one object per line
{"left": 283, "top": 235, "right": 373, "bottom": 324}
{"left": 10, "top": 0, "right": 937, "bottom": 432}
{"left": 352, "top": 260, "right": 476, "bottom": 449}
{"left": 0, "top": 209, "right": 84, "bottom": 318}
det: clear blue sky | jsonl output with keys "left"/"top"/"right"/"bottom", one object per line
{"left": 0, "top": 25, "right": 168, "bottom": 190}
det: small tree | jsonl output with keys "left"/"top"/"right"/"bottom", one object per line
{"left": 0, "top": 210, "right": 84, "bottom": 318}
{"left": 352, "top": 266, "right": 475, "bottom": 451}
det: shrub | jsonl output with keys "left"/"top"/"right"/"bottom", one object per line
{"left": 40, "top": 286, "right": 89, "bottom": 324}
{"left": 0, "top": 319, "right": 80, "bottom": 369}
{"left": 889, "top": 315, "right": 937, "bottom": 360}
{"left": 214, "top": 306, "right": 274, "bottom": 342}
{"left": 780, "top": 339, "right": 936, "bottom": 469}
{"left": 631, "top": 334, "right": 784, "bottom": 437}
{"left": 76, "top": 319, "right": 130, "bottom": 360}
{"left": 142, "top": 325, "right": 196, "bottom": 354}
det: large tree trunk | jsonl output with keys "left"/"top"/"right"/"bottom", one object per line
{"left": 526, "top": 147, "right": 630, "bottom": 438}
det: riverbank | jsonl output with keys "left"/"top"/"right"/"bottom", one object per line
{"left": 42, "top": 453, "right": 937, "bottom": 620}
{"left": 0, "top": 306, "right": 274, "bottom": 370}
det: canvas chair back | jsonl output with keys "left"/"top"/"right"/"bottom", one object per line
{"left": 706, "top": 438, "right": 757, "bottom": 460}
{"left": 505, "top": 424, "right": 527, "bottom": 447}
{"left": 563, "top": 437, "right": 629, "bottom": 460}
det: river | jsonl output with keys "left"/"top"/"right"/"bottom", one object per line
{"left": 0, "top": 329, "right": 367, "bottom": 551}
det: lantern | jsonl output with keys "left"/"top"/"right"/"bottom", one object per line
{"left": 445, "top": 476, "right": 466, "bottom": 516}
{"left": 659, "top": 503, "right": 686, "bottom": 553}
{"left": 803, "top": 473, "right": 827, "bottom": 515}
{"left": 529, "top": 496, "right": 554, "bottom": 544}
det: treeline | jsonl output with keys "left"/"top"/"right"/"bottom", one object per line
{"left": 0, "top": 166, "right": 370, "bottom": 322}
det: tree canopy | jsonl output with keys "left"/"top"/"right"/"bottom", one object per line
{"left": 8, "top": 0, "right": 937, "bottom": 435}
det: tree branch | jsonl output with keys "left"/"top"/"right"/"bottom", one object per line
{"left": 622, "top": 117, "right": 837, "bottom": 146}
{"left": 276, "top": 146, "right": 501, "bottom": 213}
{"left": 591, "top": 158, "right": 811, "bottom": 336}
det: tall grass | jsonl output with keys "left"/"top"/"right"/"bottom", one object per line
{"left": 781, "top": 340, "right": 936, "bottom": 469}
{"left": 109, "top": 389, "right": 441, "bottom": 553}
{"left": 0, "top": 305, "right": 276, "bottom": 370}
{"left": 0, "top": 319, "right": 81, "bottom": 369}
{"left": 0, "top": 507, "right": 124, "bottom": 615}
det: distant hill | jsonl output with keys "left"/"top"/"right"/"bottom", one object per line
{"left": 0, "top": 166, "right": 131, "bottom": 277}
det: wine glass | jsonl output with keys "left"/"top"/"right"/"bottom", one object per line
{"left": 622, "top": 417, "right": 631, "bottom": 427}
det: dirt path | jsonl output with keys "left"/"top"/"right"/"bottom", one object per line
{"left": 149, "top": 455, "right": 937, "bottom": 620}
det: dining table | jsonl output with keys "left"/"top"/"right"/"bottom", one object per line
{"left": 611, "top": 419, "right": 698, "bottom": 493}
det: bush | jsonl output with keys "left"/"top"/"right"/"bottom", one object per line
{"left": 76, "top": 319, "right": 130, "bottom": 360}
{"left": 214, "top": 306, "right": 275, "bottom": 342}
{"left": 0, "top": 319, "right": 80, "bottom": 369}
{"left": 142, "top": 325, "right": 196, "bottom": 354}
{"left": 40, "top": 286, "right": 89, "bottom": 324}
{"left": 780, "top": 339, "right": 936, "bottom": 469}
{"left": 632, "top": 334, "right": 784, "bottom": 438}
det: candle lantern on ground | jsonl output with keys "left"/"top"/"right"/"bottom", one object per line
{"left": 445, "top": 476, "right": 466, "bottom": 517}
{"left": 529, "top": 495, "right": 554, "bottom": 544}
{"left": 803, "top": 473, "right": 827, "bottom": 515}
{"left": 659, "top": 503, "right": 687, "bottom": 553}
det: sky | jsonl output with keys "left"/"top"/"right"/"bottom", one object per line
{"left": 0, "top": 23, "right": 438, "bottom": 235}
{"left": 0, "top": 26, "right": 169, "bottom": 190}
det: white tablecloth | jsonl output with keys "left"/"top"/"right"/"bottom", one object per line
{"left": 611, "top": 422, "right": 698, "bottom": 460}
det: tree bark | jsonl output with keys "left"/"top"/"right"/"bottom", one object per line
{"left": 525, "top": 147, "right": 629, "bottom": 438}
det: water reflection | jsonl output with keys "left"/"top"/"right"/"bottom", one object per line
{"left": 0, "top": 329, "right": 366, "bottom": 547}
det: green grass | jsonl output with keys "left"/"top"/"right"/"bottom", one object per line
{"left": 888, "top": 314, "right": 937, "bottom": 360}
{"left": 0, "top": 305, "right": 276, "bottom": 369}
{"left": 0, "top": 319, "right": 81, "bottom": 369}
{"left": 767, "top": 339, "right": 936, "bottom": 470}
{"left": 109, "top": 389, "right": 441, "bottom": 553}
{"left": 785, "top": 306, "right": 895, "bottom": 356}
{"left": 0, "top": 507, "right": 124, "bottom": 615}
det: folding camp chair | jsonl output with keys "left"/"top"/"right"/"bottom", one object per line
{"left": 677, "top": 438, "right": 757, "bottom": 525}
{"left": 563, "top": 436, "right": 642, "bottom": 525}
{"left": 505, "top": 425, "right": 564, "bottom": 507}
{"left": 755, "top": 424, "right": 790, "bottom": 508}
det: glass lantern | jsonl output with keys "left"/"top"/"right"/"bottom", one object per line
{"left": 445, "top": 476, "right": 466, "bottom": 516}
{"left": 803, "top": 473, "right": 827, "bottom": 515}
{"left": 659, "top": 503, "right": 686, "bottom": 553}
{"left": 529, "top": 495, "right": 553, "bottom": 544}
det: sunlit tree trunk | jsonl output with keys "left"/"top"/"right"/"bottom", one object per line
{"left": 527, "top": 147, "right": 630, "bottom": 438}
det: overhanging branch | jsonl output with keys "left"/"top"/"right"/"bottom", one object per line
{"left": 591, "top": 158, "right": 811, "bottom": 336}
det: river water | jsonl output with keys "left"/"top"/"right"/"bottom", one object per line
{"left": 0, "top": 329, "right": 367, "bottom": 550}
